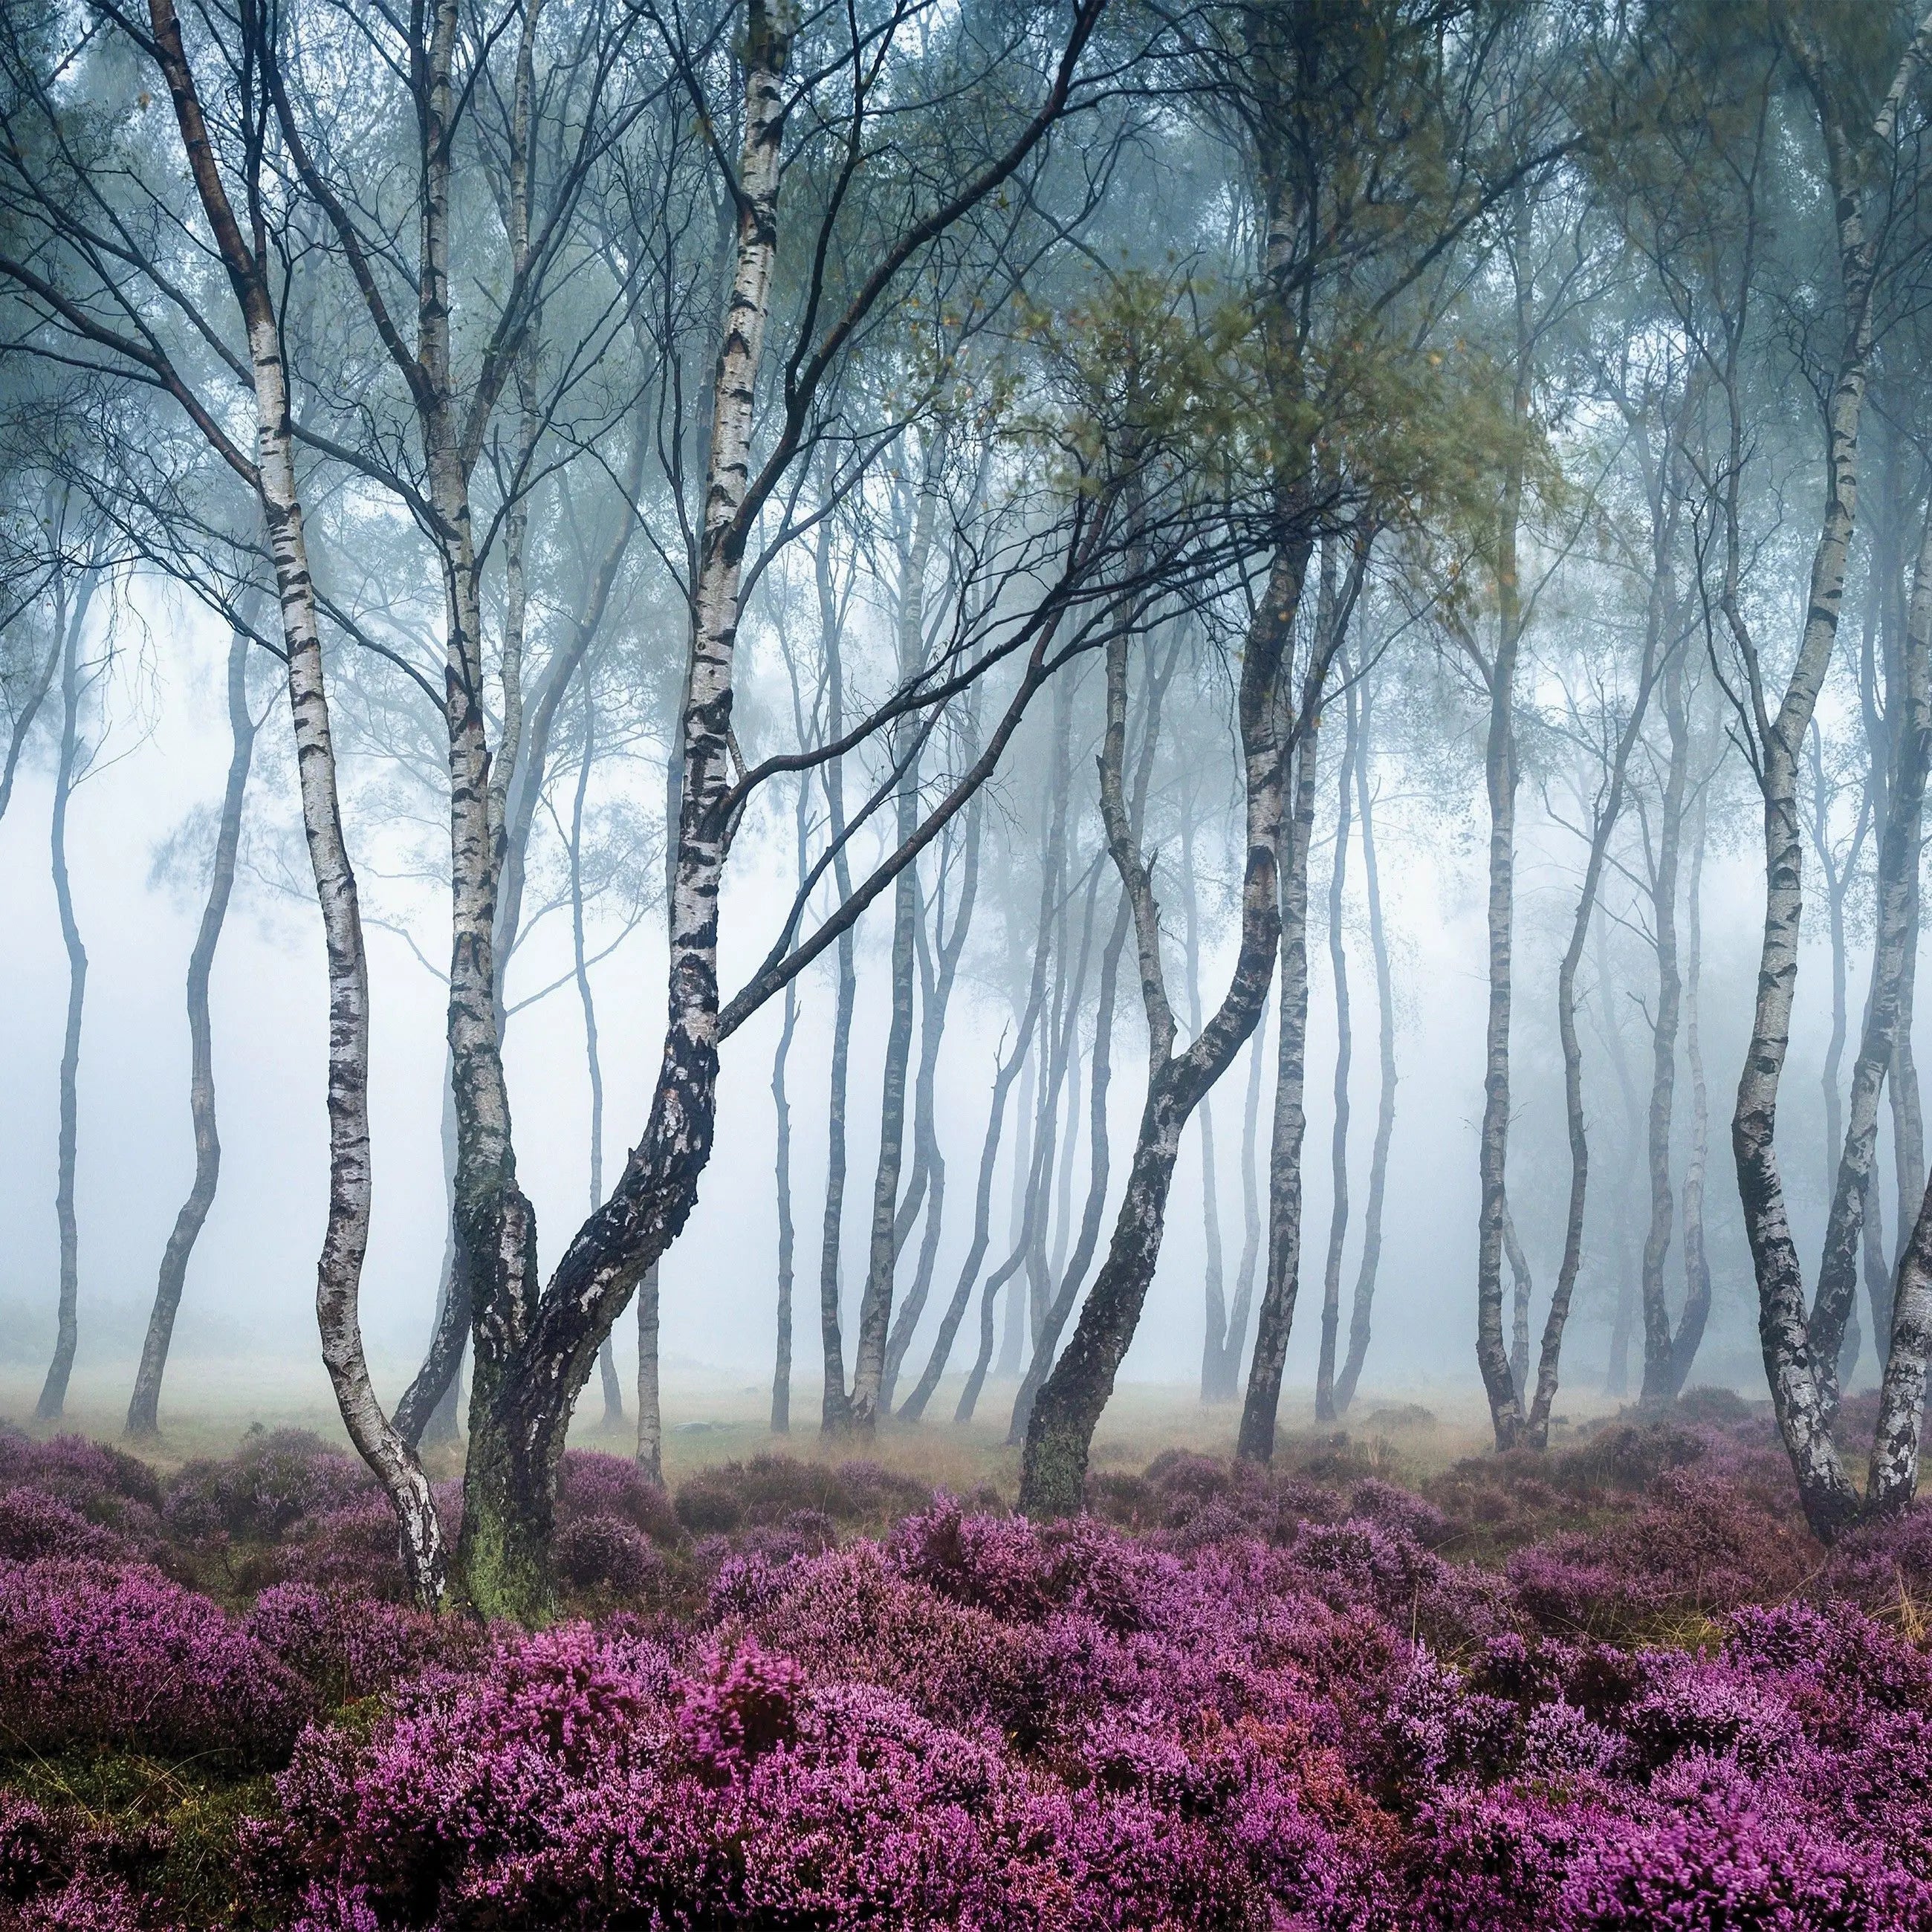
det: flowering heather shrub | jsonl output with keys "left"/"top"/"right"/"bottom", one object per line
{"left": 0, "top": 1790, "right": 169, "bottom": 1931}
{"left": 10, "top": 1430, "right": 1932, "bottom": 1929}
{"left": 0, "top": 1558, "right": 311, "bottom": 1763}
{"left": 0, "top": 1489, "right": 134, "bottom": 1566}
{"left": 1506, "top": 1466, "right": 1812, "bottom": 1637}
{"left": 672, "top": 1453, "right": 930, "bottom": 1536}
{"left": 1821, "top": 1501, "right": 1932, "bottom": 1612}
{"left": 0, "top": 1436, "right": 162, "bottom": 1519}
{"left": 552, "top": 1514, "right": 666, "bottom": 1597}
{"left": 554, "top": 1450, "right": 682, "bottom": 1546}
{"left": 244, "top": 1583, "right": 482, "bottom": 1705}
{"left": 163, "top": 1429, "right": 372, "bottom": 1546}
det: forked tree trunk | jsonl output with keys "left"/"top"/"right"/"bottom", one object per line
{"left": 129, "top": 622, "right": 258, "bottom": 1438}
{"left": 36, "top": 573, "right": 93, "bottom": 1422}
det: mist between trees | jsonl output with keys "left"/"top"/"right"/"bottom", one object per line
{"left": 4, "top": 0, "right": 1932, "bottom": 1615}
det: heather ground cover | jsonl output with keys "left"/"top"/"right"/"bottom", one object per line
{"left": 2, "top": 1401, "right": 1931, "bottom": 1929}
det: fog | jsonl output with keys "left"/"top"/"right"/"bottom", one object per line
{"left": 0, "top": 575, "right": 1864, "bottom": 1436}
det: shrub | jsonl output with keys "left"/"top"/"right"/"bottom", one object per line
{"left": 553, "top": 1514, "right": 665, "bottom": 1597}
{"left": 163, "top": 1429, "right": 371, "bottom": 1545}
{"left": 0, "top": 1488, "right": 134, "bottom": 1566}
{"left": 0, "top": 1559, "right": 311, "bottom": 1764}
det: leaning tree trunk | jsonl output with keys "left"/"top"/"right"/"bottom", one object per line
{"left": 128, "top": 622, "right": 257, "bottom": 1438}
{"left": 1315, "top": 675, "right": 1358, "bottom": 1423}
{"left": 36, "top": 574, "right": 92, "bottom": 1422}
{"left": 1023, "top": 529, "right": 1307, "bottom": 1512}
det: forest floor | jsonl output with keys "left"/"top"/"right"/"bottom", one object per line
{"left": 5, "top": 1376, "right": 1929, "bottom": 1930}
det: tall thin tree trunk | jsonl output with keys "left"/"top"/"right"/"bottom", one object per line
{"left": 1667, "top": 786, "right": 1713, "bottom": 1397}
{"left": 1210, "top": 991, "right": 1271, "bottom": 1404}
{"left": 148, "top": 0, "right": 445, "bottom": 1602}
{"left": 1181, "top": 806, "right": 1229, "bottom": 1403}
{"left": 1638, "top": 652, "right": 1690, "bottom": 1405}
{"left": 1009, "top": 892, "right": 1129, "bottom": 1442}
{"left": 771, "top": 981, "right": 799, "bottom": 1433}
{"left": 849, "top": 453, "right": 944, "bottom": 1431}
{"left": 36, "top": 574, "right": 92, "bottom": 1422}
{"left": 564, "top": 692, "right": 623, "bottom": 1429}
{"left": 816, "top": 529, "right": 859, "bottom": 1432}
{"left": 1334, "top": 675, "right": 1394, "bottom": 1415}
{"left": 899, "top": 811, "right": 1052, "bottom": 1423}
{"left": 129, "top": 621, "right": 257, "bottom": 1437}
{"left": 1315, "top": 673, "right": 1357, "bottom": 1422}
{"left": 1236, "top": 592, "right": 1327, "bottom": 1464}
{"left": 1474, "top": 210, "right": 1533, "bottom": 1450}
{"left": 995, "top": 1049, "right": 1037, "bottom": 1378}
{"left": 881, "top": 795, "right": 983, "bottom": 1408}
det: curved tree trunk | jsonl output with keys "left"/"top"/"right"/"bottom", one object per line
{"left": 147, "top": 0, "right": 445, "bottom": 1603}
{"left": 129, "top": 622, "right": 257, "bottom": 1437}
